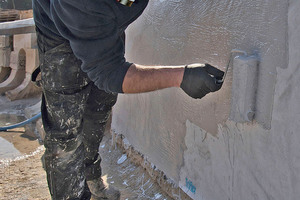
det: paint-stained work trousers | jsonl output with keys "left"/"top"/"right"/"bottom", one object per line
{"left": 36, "top": 31, "right": 117, "bottom": 200}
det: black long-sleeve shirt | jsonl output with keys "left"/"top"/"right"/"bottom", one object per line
{"left": 33, "top": 0, "right": 148, "bottom": 93}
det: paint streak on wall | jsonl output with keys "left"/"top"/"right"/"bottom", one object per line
{"left": 179, "top": 1, "right": 299, "bottom": 199}
{"left": 181, "top": 120, "right": 292, "bottom": 200}
{"left": 111, "top": 1, "right": 297, "bottom": 199}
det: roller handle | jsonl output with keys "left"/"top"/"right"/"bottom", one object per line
{"left": 215, "top": 49, "right": 247, "bottom": 85}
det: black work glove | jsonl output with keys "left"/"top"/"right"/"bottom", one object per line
{"left": 180, "top": 63, "right": 224, "bottom": 99}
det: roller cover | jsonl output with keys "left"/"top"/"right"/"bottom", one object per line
{"left": 230, "top": 55, "right": 258, "bottom": 122}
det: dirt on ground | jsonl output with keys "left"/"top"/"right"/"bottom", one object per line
{"left": 0, "top": 143, "right": 49, "bottom": 200}
{"left": 0, "top": 129, "right": 172, "bottom": 200}
{"left": 0, "top": 95, "right": 173, "bottom": 200}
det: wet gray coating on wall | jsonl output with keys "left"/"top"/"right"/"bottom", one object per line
{"left": 113, "top": 0, "right": 288, "bottom": 183}
{"left": 126, "top": 0, "right": 287, "bottom": 66}
{"left": 126, "top": 0, "right": 287, "bottom": 128}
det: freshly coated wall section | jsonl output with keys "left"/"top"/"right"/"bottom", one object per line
{"left": 112, "top": 0, "right": 299, "bottom": 199}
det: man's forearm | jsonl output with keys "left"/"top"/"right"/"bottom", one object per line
{"left": 122, "top": 64, "right": 185, "bottom": 93}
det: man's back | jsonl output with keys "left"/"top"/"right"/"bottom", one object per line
{"left": 33, "top": 0, "right": 149, "bottom": 93}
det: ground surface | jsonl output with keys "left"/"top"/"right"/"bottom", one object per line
{"left": 0, "top": 132, "right": 172, "bottom": 200}
{"left": 0, "top": 96, "right": 172, "bottom": 200}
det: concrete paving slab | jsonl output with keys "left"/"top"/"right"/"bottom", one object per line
{"left": 0, "top": 18, "right": 35, "bottom": 35}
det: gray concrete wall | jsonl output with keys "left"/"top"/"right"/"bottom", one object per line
{"left": 112, "top": 0, "right": 299, "bottom": 199}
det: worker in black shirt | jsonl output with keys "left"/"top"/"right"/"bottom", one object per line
{"left": 33, "top": 0, "right": 224, "bottom": 199}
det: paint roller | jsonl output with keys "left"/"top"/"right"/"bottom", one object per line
{"left": 218, "top": 49, "right": 259, "bottom": 122}
{"left": 216, "top": 49, "right": 248, "bottom": 84}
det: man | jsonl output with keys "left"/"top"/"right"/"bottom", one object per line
{"left": 32, "top": 0, "right": 224, "bottom": 199}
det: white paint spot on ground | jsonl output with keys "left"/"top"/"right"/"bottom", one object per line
{"left": 117, "top": 154, "right": 127, "bottom": 165}
{"left": 123, "top": 180, "right": 128, "bottom": 186}
{"left": 155, "top": 193, "right": 162, "bottom": 199}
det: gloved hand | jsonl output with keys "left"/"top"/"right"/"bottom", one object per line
{"left": 180, "top": 63, "right": 224, "bottom": 99}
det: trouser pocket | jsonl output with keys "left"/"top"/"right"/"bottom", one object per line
{"left": 41, "top": 42, "right": 90, "bottom": 93}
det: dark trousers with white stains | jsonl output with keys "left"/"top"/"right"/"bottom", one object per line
{"left": 36, "top": 31, "right": 117, "bottom": 200}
